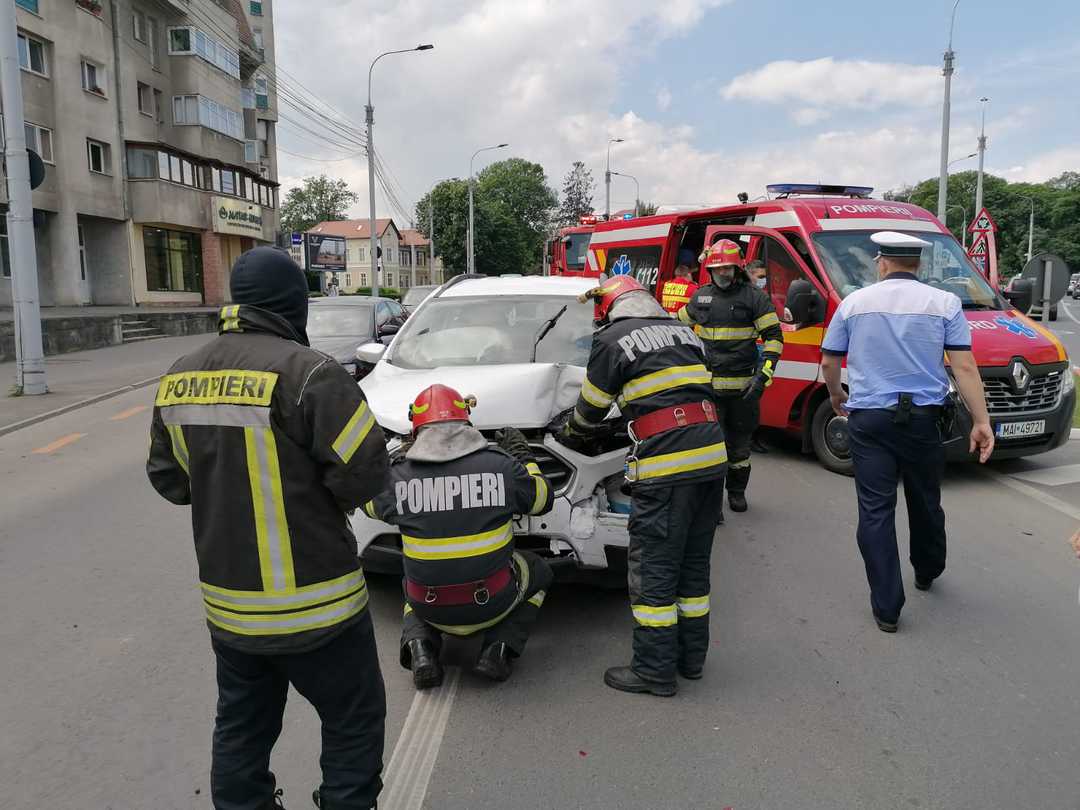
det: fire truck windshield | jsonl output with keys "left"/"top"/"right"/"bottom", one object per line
{"left": 812, "top": 231, "right": 1002, "bottom": 310}
{"left": 565, "top": 233, "right": 590, "bottom": 268}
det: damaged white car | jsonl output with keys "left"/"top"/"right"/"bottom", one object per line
{"left": 350, "top": 275, "right": 632, "bottom": 580}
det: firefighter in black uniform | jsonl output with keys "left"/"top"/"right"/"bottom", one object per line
{"left": 363, "top": 384, "right": 555, "bottom": 689}
{"left": 558, "top": 275, "right": 727, "bottom": 697}
{"left": 147, "top": 247, "right": 391, "bottom": 810}
{"left": 678, "top": 239, "right": 784, "bottom": 514}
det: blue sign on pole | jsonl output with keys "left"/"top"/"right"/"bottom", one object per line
{"left": 291, "top": 232, "right": 302, "bottom": 246}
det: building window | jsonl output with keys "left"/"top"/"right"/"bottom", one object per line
{"left": 17, "top": 32, "right": 47, "bottom": 76}
{"left": 24, "top": 122, "right": 53, "bottom": 163}
{"left": 386, "top": 272, "right": 394, "bottom": 287}
{"left": 249, "top": 1, "right": 262, "bottom": 15}
{"left": 360, "top": 273, "right": 367, "bottom": 287}
{"left": 78, "top": 225, "right": 87, "bottom": 281}
{"left": 127, "top": 146, "right": 158, "bottom": 178}
{"left": 241, "top": 87, "right": 255, "bottom": 109}
{"left": 147, "top": 17, "right": 159, "bottom": 68}
{"left": 16, "top": 0, "right": 39, "bottom": 13}
{"left": 221, "top": 170, "right": 236, "bottom": 196}
{"left": 168, "top": 26, "right": 191, "bottom": 53}
{"left": 168, "top": 26, "right": 239, "bottom": 79}
{"left": 81, "top": 59, "right": 107, "bottom": 96}
{"left": 158, "top": 150, "right": 169, "bottom": 180}
{"left": 87, "top": 139, "right": 112, "bottom": 174}
{"left": 345, "top": 274, "right": 351, "bottom": 287}
{"left": 386, "top": 247, "right": 394, "bottom": 264}
{"left": 144, "top": 227, "right": 201, "bottom": 292}
{"left": 137, "top": 82, "right": 153, "bottom": 115}
{"left": 244, "top": 140, "right": 257, "bottom": 163}
{"left": 75, "top": 0, "right": 103, "bottom": 18}
{"left": 357, "top": 246, "right": 365, "bottom": 263}
{"left": 133, "top": 9, "right": 146, "bottom": 42}
{"left": 0, "top": 213, "right": 10, "bottom": 278}
{"left": 253, "top": 28, "right": 263, "bottom": 50}
{"left": 254, "top": 75, "right": 269, "bottom": 109}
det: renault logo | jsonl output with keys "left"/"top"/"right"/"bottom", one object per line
{"left": 1011, "top": 361, "right": 1030, "bottom": 391}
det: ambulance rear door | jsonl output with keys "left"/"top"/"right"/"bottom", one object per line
{"left": 586, "top": 220, "right": 674, "bottom": 295}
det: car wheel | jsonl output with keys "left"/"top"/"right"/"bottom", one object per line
{"left": 811, "top": 397, "right": 854, "bottom": 476}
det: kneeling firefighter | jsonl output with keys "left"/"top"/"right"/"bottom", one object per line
{"left": 678, "top": 240, "right": 783, "bottom": 514}
{"left": 363, "top": 384, "right": 554, "bottom": 688}
{"left": 558, "top": 276, "right": 728, "bottom": 696}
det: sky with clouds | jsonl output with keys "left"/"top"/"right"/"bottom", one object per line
{"left": 272, "top": 0, "right": 1080, "bottom": 222}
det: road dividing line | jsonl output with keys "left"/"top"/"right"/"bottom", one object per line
{"left": 1009, "top": 463, "right": 1080, "bottom": 487}
{"left": 983, "top": 468, "right": 1080, "bottom": 522}
{"left": 110, "top": 405, "right": 148, "bottom": 421}
{"left": 380, "top": 667, "right": 461, "bottom": 810}
{"left": 1060, "top": 300, "right": 1080, "bottom": 325}
{"left": 31, "top": 433, "right": 87, "bottom": 454}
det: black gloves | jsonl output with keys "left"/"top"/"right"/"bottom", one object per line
{"left": 555, "top": 421, "right": 591, "bottom": 453}
{"left": 496, "top": 427, "right": 534, "bottom": 463}
{"left": 743, "top": 373, "right": 768, "bottom": 402}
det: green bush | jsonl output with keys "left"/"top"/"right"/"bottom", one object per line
{"left": 348, "top": 287, "right": 401, "bottom": 300}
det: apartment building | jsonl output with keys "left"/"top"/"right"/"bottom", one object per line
{"left": 307, "top": 217, "right": 444, "bottom": 293}
{"left": 1, "top": 0, "right": 280, "bottom": 308}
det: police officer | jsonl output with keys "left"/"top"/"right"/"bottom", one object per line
{"left": 820, "top": 231, "right": 994, "bottom": 633}
{"left": 559, "top": 275, "right": 727, "bottom": 696}
{"left": 678, "top": 240, "right": 783, "bottom": 513}
{"left": 147, "top": 247, "right": 390, "bottom": 810}
{"left": 363, "top": 384, "right": 554, "bottom": 688}
{"left": 660, "top": 248, "right": 701, "bottom": 314}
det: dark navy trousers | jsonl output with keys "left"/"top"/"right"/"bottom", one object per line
{"left": 847, "top": 409, "right": 947, "bottom": 623}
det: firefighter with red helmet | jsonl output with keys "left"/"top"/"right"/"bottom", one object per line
{"left": 362, "top": 384, "right": 554, "bottom": 689}
{"left": 678, "top": 239, "right": 783, "bottom": 514}
{"left": 558, "top": 275, "right": 727, "bottom": 696}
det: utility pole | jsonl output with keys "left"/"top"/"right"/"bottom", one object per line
{"left": 605, "top": 137, "right": 624, "bottom": 221}
{"left": 974, "top": 96, "right": 989, "bottom": 215}
{"left": 1, "top": 0, "right": 46, "bottom": 394}
{"left": 1022, "top": 196, "right": 1034, "bottom": 261}
{"left": 936, "top": 0, "right": 960, "bottom": 221}
{"left": 428, "top": 196, "right": 434, "bottom": 283}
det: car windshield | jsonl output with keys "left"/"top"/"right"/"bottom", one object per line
{"left": 307, "top": 305, "right": 374, "bottom": 338}
{"left": 389, "top": 295, "right": 595, "bottom": 369}
{"left": 402, "top": 286, "right": 438, "bottom": 307}
{"left": 812, "top": 231, "right": 1002, "bottom": 309}
{"left": 566, "top": 233, "right": 590, "bottom": 268}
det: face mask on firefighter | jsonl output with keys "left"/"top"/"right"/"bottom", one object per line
{"left": 754, "top": 276, "right": 767, "bottom": 289}
{"left": 711, "top": 267, "right": 736, "bottom": 288}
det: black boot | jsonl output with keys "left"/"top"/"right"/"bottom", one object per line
{"left": 475, "top": 642, "right": 513, "bottom": 682}
{"left": 407, "top": 639, "right": 443, "bottom": 689}
{"left": 677, "top": 664, "right": 703, "bottom": 680}
{"left": 603, "top": 666, "right": 676, "bottom": 696}
{"left": 728, "top": 491, "right": 748, "bottom": 513}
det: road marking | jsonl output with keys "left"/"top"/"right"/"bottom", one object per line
{"left": 32, "top": 433, "right": 87, "bottom": 454}
{"left": 984, "top": 468, "right": 1080, "bottom": 522}
{"left": 1008, "top": 463, "right": 1080, "bottom": 487}
{"left": 1060, "top": 300, "right": 1080, "bottom": 325}
{"left": 110, "top": 405, "right": 148, "bottom": 421}
{"left": 380, "top": 667, "right": 461, "bottom": 810}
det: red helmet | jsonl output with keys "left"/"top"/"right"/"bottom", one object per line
{"left": 703, "top": 239, "right": 744, "bottom": 269}
{"left": 408, "top": 384, "right": 476, "bottom": 434}
{"left": 579, "top": 274, "right": 646, "bottom": 323}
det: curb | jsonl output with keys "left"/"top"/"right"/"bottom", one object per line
{"left": 0, "top": 375, "right": 160, "bottom": 437}
{"left": 1073, "top": 428, "right": 1080, "bottom": 441}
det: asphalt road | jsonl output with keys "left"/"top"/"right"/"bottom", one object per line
{"left": 1048, "top": 298, "right": 1080, "bottom": 371}
{"left": 2, "top": 386, "right": 1079, "bottom": 809}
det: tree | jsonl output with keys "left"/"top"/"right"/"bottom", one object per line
{"left": 558, "top": 162, "right": 596, "bottom": 228}
{"left": 636, "top": 200, "right": 659, "bottom": 217}
{"left": 416, "top": 179, "right": 470, "bottom": 276}
{"left": 279, "top": 175, "right": 359, "bottom": 235}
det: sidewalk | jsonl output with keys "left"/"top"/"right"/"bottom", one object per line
{"left": 0, "top": 333, "right": 214, "bottom": 434}
{"left": 0, "top": 305, "right": 217, "bottom": 322}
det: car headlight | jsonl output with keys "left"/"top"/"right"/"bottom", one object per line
{"left": 1063, "top": 364, "right": 1076, "bottom": 395}
{"left": 342, "top": 362, "right": 357, "bottom": 377}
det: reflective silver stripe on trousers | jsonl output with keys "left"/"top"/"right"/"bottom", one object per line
{"left": 206, "top": 590, "right": 368, "bottom": 632}
{"left": 161, "top": 403, "right": 271, "bottom": 427}
{"left": 201, "top": 571, "right": 366, "bottom": 609}
{"left": 251, "top": 426, "right": 289, "bottom": 591}
{"left": 636, "top": 444, "right": 728, "bottom": 475}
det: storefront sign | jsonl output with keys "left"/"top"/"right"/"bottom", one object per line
{"left": 213, "top": 196, "right": 264, "bottom": 237}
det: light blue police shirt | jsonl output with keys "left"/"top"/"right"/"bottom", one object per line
{"left": 821, "top": 273, "right": 972, "bottom": 410}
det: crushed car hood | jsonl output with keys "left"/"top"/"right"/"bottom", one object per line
{"left": 310, "top": 336, "right": 368, "bottom": 363}
{"left": 361, "top": 362, "right": 586, "bottom": 435}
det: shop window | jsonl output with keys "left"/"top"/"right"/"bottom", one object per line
{"left": 17, "top": 32, "right": 47, "bottom": 76}
{"left": 127, "top": 147, "right": 157, "bottom": 178}
{"left": 137, "top": 82, "right": 153, "bottom": 115}
{"left": 133, "top": 9, "right": 146, "bottom": 42}
{"left": 16, "top": 0, "right": 39, "bottom": 13}
{"left": 144, "top": 227, "right": 202, "bottom": 292}
{"left": 24, "top": 122, "right": 53, "bottom": 163}
{"left": 0, "top": 214, "right": 10, "bottom": 278}
{"left": 87, "top": 139, "right": 112, "bottom": 174}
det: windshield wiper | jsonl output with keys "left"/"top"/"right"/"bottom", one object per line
{"left": 531, "top": 305, "right": 568, "bottom": 362}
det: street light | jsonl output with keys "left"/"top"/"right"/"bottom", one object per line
{"left": 936, "top": 0, "right": 960, "bottom": 221}
{"left": 1019, "top": 195, "right": 1035, "bottom": 261}
{"left": 605, "top": 137, "right": 624, "bottom": 220}
{"left": 948, "top": 152, "right": 977, "bottom": 169}
{"left": 610, "top": 171, "right": 640, "bottom": 218}
{"left": 366, "top": 44, "right": 433, "bottom": 298}
{"left": 974, "top": 96, "right": 989, "bottom": 215}
{"left": 946, "top": 203, "right": 968, "bottom": 249}
{"left": 468, "top": 143, "right": 509, "bottom": 275}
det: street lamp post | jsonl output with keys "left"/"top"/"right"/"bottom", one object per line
{"left": 936, "top": 0, "right": 960, "bottom": 221}
{"left": 946, "top": 204, "right": 968, "bottom": 249}
{"left": 605, "top": 137, "right": 624, "bottom": 220}
{"left": 1020, "top": 196, "right": 1035, "bottom": 261}
{"left": 974, "top": 96, "right": 989, "bottom": 215}
{"left": 366, "top": 44, "right": 433, "bottom": 299}
{"left": 468, "top": 143, "right": 509, "bottom": 275}
{"left": 610, "top": 171, "right": 640, "bottom": 218}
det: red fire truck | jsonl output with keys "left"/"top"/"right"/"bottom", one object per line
{"left": 545, "top": 216, "right": 598, "bottom": 277}
{"left": 582, "top": 184, "right": 1075, "bottom": 473}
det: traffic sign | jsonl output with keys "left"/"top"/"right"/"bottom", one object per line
{"left": 968, "top": 207, "right": 998, "bottom": 234}
{"left": 28, "top": 149, "right": 45, "bottom": 190}
{"left": 291, "top": 232, "right": 302, "bottom": 246}
{"left": 1020, "top": 252, "right": 1071, "bottom": 305}
{"left": 967, "top": 235, "right": 988, "bottom": 256}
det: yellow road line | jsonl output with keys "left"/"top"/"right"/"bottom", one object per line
{"left": 32, "top": 433, "right": 87, "bottom": 454}
{"left": 110, "top": 405, "right": 148, "bottom": 421}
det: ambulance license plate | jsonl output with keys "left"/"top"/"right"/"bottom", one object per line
{"left": 996, "top": 420, "right": 1045, "bottom": 438}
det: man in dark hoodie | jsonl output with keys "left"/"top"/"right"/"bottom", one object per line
{"left": 147, "top": 247, "right": 390, "bottom": 810}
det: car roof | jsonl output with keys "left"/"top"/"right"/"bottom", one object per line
{"left": 437, "top": 275, "right": 596, "bottom": 298}
{"left": 310, "top": 296, "right": 387, "bottom": 305}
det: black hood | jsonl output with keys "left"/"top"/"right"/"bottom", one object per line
{"left": 230, "top": 246, "right": 309, "bottom": 344}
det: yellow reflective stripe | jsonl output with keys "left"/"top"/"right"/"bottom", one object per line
{"left": 677, "top": 594, "right": 710, "bottom": 618}
{"left": 712, "top": 375, "right": 753, "bottom": 391}
{"left": 730, "top": 459, "right": 751, "bottom": 469}
{"left": 244, "top": 426, "right": 296, "bottom": 592}
{"left": 332, "top": 401, "right": 377, "bottom": 464}
{"left": 677, "top": 307, "right": 693, "bottom": 325}
{"left": 635, "top": 442, "right": 728, "bottom": 481}
{"left": 221, "top": 304, "right": 240, "bottom": 332}
{"left": 754, "top": 311, "right": 780, "bottom": 331}
{"left": 157, "top": 369, "right": 277, "bottom": 406}
{"left": 201, "top": 569, "right": 366, "bottom": 612}
{"left": 205, "top": 589, "right": 368, "bottom": 636}
{"left": 631, "top": 603, "right": 678, "bottom": 627}
{"left": 426, "top": 552, "right": 530, "bottom": 636}
{"left": 528, "top": 590, "right": 546, "bottom": 608}
{"left": 696, "top": 325, "right": 756, "bottom": 340}
{"left": 620, "top": 364, "right": 712, "bottom": 402}
{"left": 166, "top": 423, "right": 189, "bottom": 474}
{"left": 525, "top": 463, "right": 549, "bottom": 514}
{"left": 402, "top": 521, "right": 513, "bottom": 561}
{"left": 363, "top": 500, "right": 378, "bottom": 519}
{"left": 403, "top": 602, "right": 413, "bottom": 616}
{"left": 763, "top": 340, "right": 784, "bottom": 356}
{"left": 581, "top": 376, "right": 615, "bottom": 409}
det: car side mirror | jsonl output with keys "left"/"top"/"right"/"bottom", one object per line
{"left": 1003, "top": 278, "right": 1034, "bottom": 314}
{"left": 355, "top": 342, "right": 386, "bottom": 365}
{"left": 379, "top": 322, "right": 400, "bottom": 336}
{"left": 785, "top": 279, "right": 825, "bottom": 325}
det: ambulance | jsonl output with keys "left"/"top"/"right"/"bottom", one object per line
{"left": 584, "top": 184, "right": 1075, "bottom": 473}
{"left": 544, "top": 217, "right": 598, "bottom": 277}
